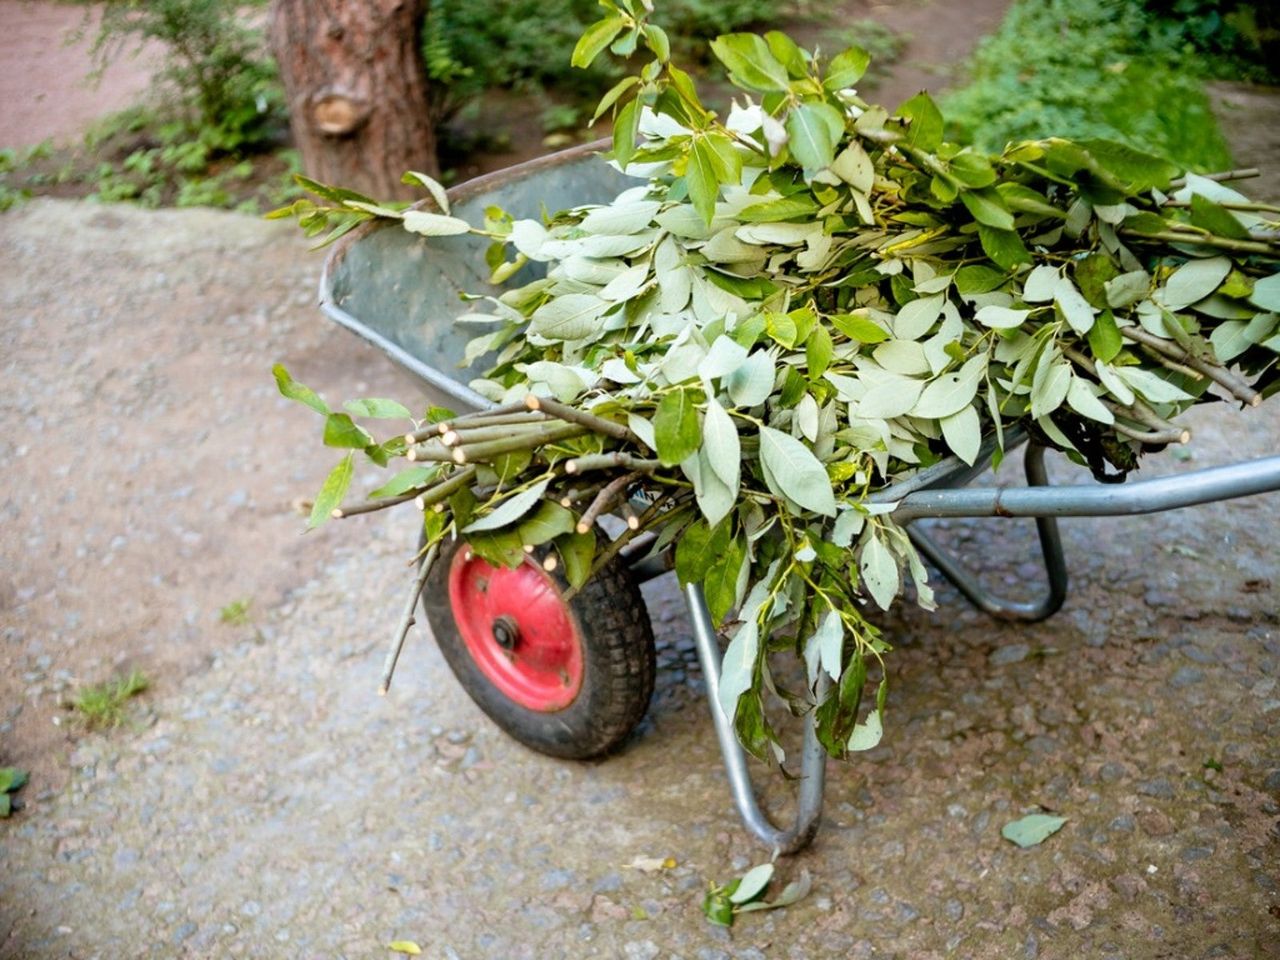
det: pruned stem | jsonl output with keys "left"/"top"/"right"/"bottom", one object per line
{"left": 406, "top": 440, "right": 455, "bottom": 462}
{"left": 564, "top": 451, "right": 662, "bottom": 474}
{"left": 1121, "top": 327, "right": 1261, "bottom": 406}
{"left": 1101, "top": 401, "right": 1190, "bottom": 445}
{"left": 333, "top": 490, "right": 421, "bottom": 518}
{"left": 452, "top": 423, "right": 587, "bottom": 464}
{"left": 1169, "top": 168, "right": 1260, "bottom": 188}
{"left": 1159, "top": 198, "right": 1280, "bottom": 215}
{"left": 379, "top": 541, "right": 439, "bottom": 695}
{"left": 524, "top": 394, "right": 637, "bottom": 442}
{"left": 1120, "top": 228, "right": 1277, "bottom": 255}
{"left": 1066, "top": 347, "right": 1191, "bottom": 441}
{"left": 575, "top": 471, "right": 638, "bottom": 534}
{"left": 442, "top": 420, "right": 565, "bottom": 446}
{"left": 1135, "top": 346, "right": 1205, "bottom": 382}
{"left": 414, "top": 466, "right": 478, "bottom": 510}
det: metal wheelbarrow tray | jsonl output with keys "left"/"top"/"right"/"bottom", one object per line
{"left": 320, "top": 142, "right": 1280, "bottom": 854}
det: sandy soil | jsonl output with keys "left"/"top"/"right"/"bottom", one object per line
{"left": 0, "top": 2, "right": 161, "bottom": 149}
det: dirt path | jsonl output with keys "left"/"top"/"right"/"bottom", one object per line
{"left": 0, "top": 2, "right": 161, "bottom": 149}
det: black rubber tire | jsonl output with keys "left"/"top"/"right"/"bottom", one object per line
{"left": 423, "top": 539, "right": 656, "bottom": 760}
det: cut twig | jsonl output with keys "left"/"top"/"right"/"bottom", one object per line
{"left": 1159, "top": 198, "right": 1280, "bottom": 215}
{"left": 1120, "top": 229, "right": 1277, "bottom": 255}
{"left": 1121, "top": 327, "right": 1261, "bottom": 406}
{"left": 406, "top": 440, "right": 455, "bottom": 462}
{"left": 441, "top": 420, "right": 565, "bottom": 446}
{"left": 452, "top": 423, "right": 587, "bottom": 464}
{"left": 524, "top": 394, "right": 638, "bottom": 442}
{"left": 332, "top": 490, "right": 421, "bottom": 518}
{"left": 575, "top": 471, "right": 638, "bottom": 534}
{"left": 563, "top": 452, "right": 661, "bottom": 474}
{"left": 558, "top": 480, "right": 608, "bottom": 508}
{"left": 379, "top": 541, "right": 439, "bottom": 695}
{"left": 1101, "top": 402, "right": 1190, "bottom": 445}
{"left": 1168, "top": 167, "right": 1260, "bottom": 188}
{"left": 414, "top": 466, "right": 478, "bottom": 510}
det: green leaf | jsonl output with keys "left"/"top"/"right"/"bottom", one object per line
{"left": 1105, "top": 270, "right": 1151, "bottom": 309}
{"left": 572, "top": 15, "right": 625, "bottom": 68}
{"left": 642, "top": 23, "right": 670, "bottom": 62}
{"left": 912, "top": 355, "right": 986, "bottom": 418}
{"left": 557, "top": 529, "right": 597, "bottom": 589}
{"left": 591, "top": 76, "right": 641, "bottom": 123}
{"left": 785, "top": 102, "right": 843, "bottom": 178}
{"left": 977, "top": 224, "right": 1031, "bottom": 270}
{"left": 738, "top": 194, "right": 821, "bottom": 223}
{"left": 996, "top": 182, "right": 1063, "bottom": 218}
{"left": 729, "top": 863, "right": 775, "bottom": 904}
{"left": 824, "top": 45, "right": 871, "bottom": 90}
{"left": 1163, "top": 256, "right": 1231, "bottom": 310}
{"left": 611, "top": 98, "right": 641, "bottom": 167}
{"left": 704, "top": 534, "right": 746, "bottom": 623}
{"left": 703, "top": 888, "right": 735, "bottom": 927}
{"left": 466, "top": 528, "right": 526, "bottom": 569}
{"left": 1077, "top": 139, "right": 1177, "bottom": 193}
{"left": 847, "top": 708, "right": 883, "bottom": 751}
{"left": 806, "top": 325, "right": 834, "bottom": 377}
{"left": 517, "top": 500, "right": 576, "bottom": 546}
{"left": 960, "top": 188, "right": 1015, "bottom": 231}
{"left": 527, "top": 294, "right": 608, "bottom": 341}
{"left": 702, "top": 396, "right": 741, "bottom": 491}
{"left": 272, "top": 364, "right": 330, "bottom": 416}
{"left": 654, "top": 388, "right": 701, "bottom": 466}
{"left": 895, "top": 92, "right": 943, "bottom": 151}
{"left": 401, "top": 211, "right": 472, "bottom": 237}
{"left": 940, "top": 405, "right": 981, "bottom": 465}
{"left": 727, "top": 351, "right": 776, "bottom": 407}
{"left": 859, "top": 531, "right": 899, "bottom": 610}
{"left": 1001, "top": 813, "right": 1068, "bottom": 848}
{"left": 954, "top": 265, "right": 1006, "bottom": 295}
{"left": 758, "top": 426, "right": 836, "bottom": 517}
{"left": 1087, "top": 309, "right": 1123, "bottom": 363}
{"left": 686, "top": 136, "right": 722, "bottom": 225}
{"left": 675, "top": 517, "right": 731, "bottom": 585}
{"left": 975, "top": 305, "right": 1031, "bottom": 329}
{"left": 323, "top": 413, "right": 374, "bottom": 449}
{"left": 344, "top": 398, "right": 412, "bottom": 420}
{"left": 1054, "top": 277, "right": 1096, "bottom": 335}
{"left": 0, "top": 793, "right": 9, "bottom": 818}
{"left": 1189, "top": 194, "right": 1250, "bottom": 241}
{"left": 0, "top": 767, "right": 28, "bottom": 794}
{"left": 709, "top": 34, "right": 790, "bottom": 93}
{"left": 831, "top": 313, "right": 890, "bottom": 343}
{"left": 308, "top": 454, "right": 354, "bottom": 530}
{"left": 368, "top": 466, "right": 436, "bottom": 500}
{"left": 462, "top": 479, "right": 551, "bottom": 533}
{"left": 1250, "top": 273, "right": 1280, "bottom": 312}
{"left": 401, "top": 170, "right": 450, "bottom": 215}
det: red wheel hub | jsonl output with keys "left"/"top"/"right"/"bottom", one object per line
{"left": 447, "top": 548, "right": 584, "bottom": 712}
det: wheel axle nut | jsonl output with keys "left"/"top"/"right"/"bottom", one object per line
{"left": 491, "top": 615, "right": 520, "bottom": 650}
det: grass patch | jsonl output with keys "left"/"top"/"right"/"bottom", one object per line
{"left": 219, "top": 598, "right": 253, "bottom": 626}
{"left": 942, "top": 0, "right": 1236, "bottom": 172}
{"left": 72, "top": 670, "right": 150, "bottom": 730}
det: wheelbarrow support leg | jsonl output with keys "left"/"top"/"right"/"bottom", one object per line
{"left": 907, "top": 443, "right": 1069, "bottom": 622}
{"left": 684, "top": 584, "right": 826, "bottom": 855}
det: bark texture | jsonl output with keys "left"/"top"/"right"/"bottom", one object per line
{"left": 269, "top": 0, "right": 438, "bottom": 199}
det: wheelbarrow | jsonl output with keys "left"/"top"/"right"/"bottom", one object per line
{"left": 319, "top": 141, "right": 1280, "bottom": 854}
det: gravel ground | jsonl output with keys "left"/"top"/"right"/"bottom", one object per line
{"left": 1, "top": 197, "right": 1278, "bottom": 960}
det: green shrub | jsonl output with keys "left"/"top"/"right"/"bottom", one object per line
{"left": 942, "top": 0, "right": 1234, "bottom": 172}
{"left": 86, "top": 0, "right": 283, "bottom": 151}
{"left": 420, "top": 0, "right": 809, "bottom": 124}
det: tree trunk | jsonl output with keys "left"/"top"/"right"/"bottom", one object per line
{"left": 269, "top": 0, "right": 438, "bottom": 201}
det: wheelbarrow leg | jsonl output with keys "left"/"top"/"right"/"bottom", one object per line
{"left": 684, "top": 584, "right": 826, "bottom": 855}
{"left": 907, "top": 443, "right": 1069, "bottom": 622}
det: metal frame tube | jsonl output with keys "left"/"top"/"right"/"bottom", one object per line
{"left": 890, "top": 455, "right": 1280, "bottom": 522}
{"left": 685, "top": 584, "right": 827, "bottom": 855}
{"left": 907, "top": 444, "right": 1069, "bottom": 622}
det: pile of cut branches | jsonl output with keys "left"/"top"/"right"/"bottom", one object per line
{"left": 276, "top": 1, "right": 1279, "bottom": 761}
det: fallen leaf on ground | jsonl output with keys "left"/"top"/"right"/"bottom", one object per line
{"left": 1002, "top": 813, "right": 1068, "bottom": 848}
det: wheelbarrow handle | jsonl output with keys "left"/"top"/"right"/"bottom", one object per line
{"left": 684, "top": 584, "right": 828, "bottom": 856}
{"left": 890, "top": 454, "right": 1280, "bottom": 522}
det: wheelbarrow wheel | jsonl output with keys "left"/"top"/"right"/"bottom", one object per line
{"left": 423, "top": 538, "right": 655, "bottom": 760}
